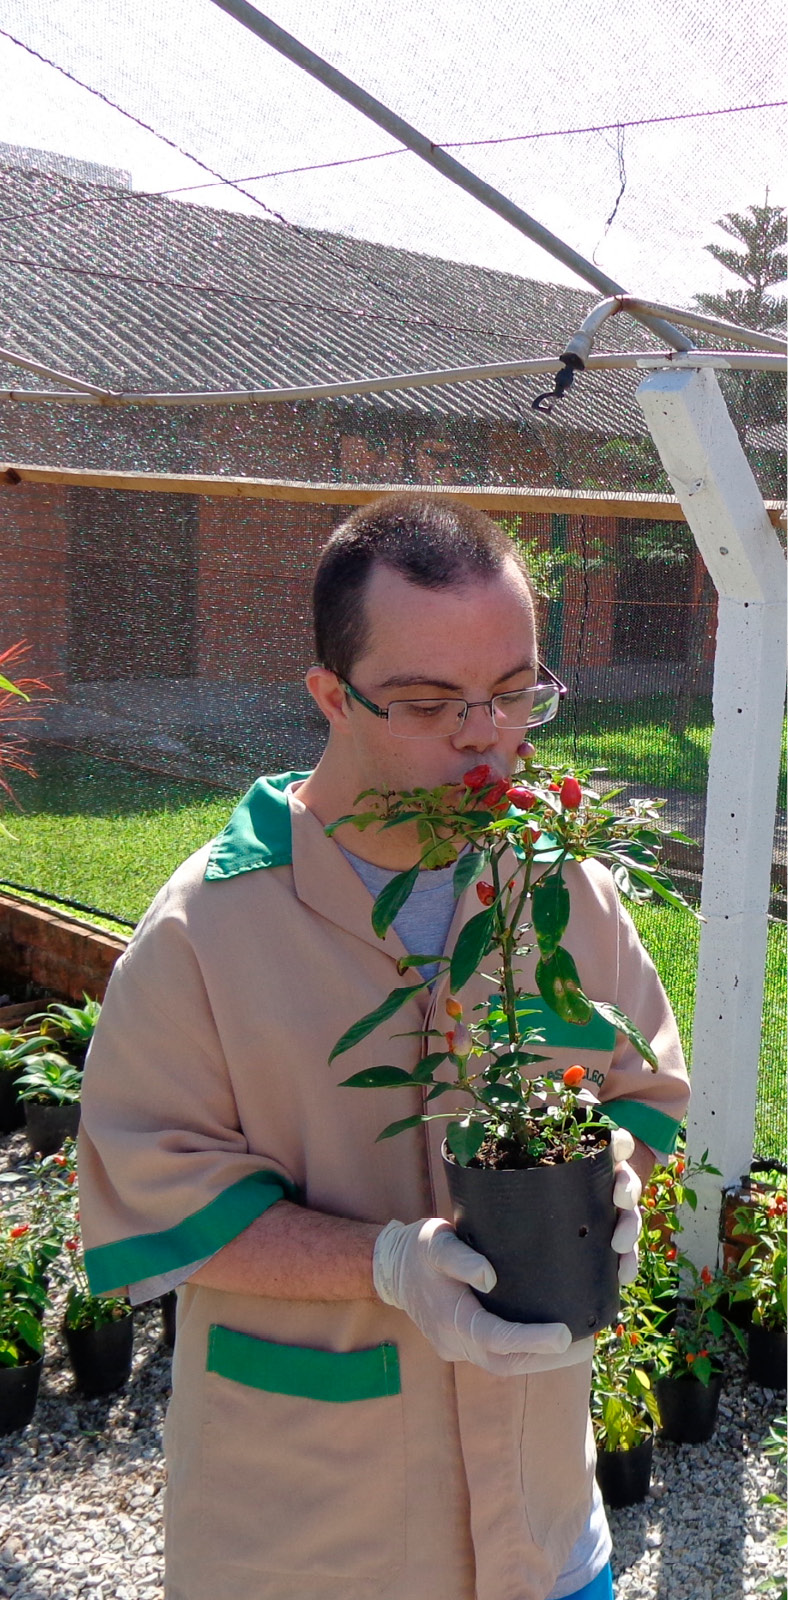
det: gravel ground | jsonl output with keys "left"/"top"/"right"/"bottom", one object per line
{"left": 1, "top": 1132, "right": 785, "bottom": 1600}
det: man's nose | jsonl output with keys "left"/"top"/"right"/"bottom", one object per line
{"left": 451, "top": 701, "right": 499, "bottom": 753}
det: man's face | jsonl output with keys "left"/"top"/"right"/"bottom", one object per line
{"left": 339, "top": 558, "right": 538, "bottom": 795}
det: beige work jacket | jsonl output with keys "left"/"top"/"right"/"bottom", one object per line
{"left": 79, "top": 773, "right": 690, "bottom": 1600}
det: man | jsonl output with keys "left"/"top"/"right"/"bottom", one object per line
{"left": 79, "top": 493, "right": 689, "bottom": 1600}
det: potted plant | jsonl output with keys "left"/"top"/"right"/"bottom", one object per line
{"left": 0, "top": 1025, "right": 51, "bottom": 1136}
{"left": 721, "top": 1164, "right": 786, "bottom": 1274}
{"left": 32, "top": 1138, "right": 134, "bottom": 1395}
{"left": 627, "top": 1149, "right": 722, "bottom": 1334}
{"left": 0, "top": 1219, "right": 48, "bottom": 1434}
{"left": 26, "top": 995, "right": 101, "bottom": 1071}
{"left": 14, "top": 1048, "right": 82, "bottom": 1155}
{"left": 591, "top": 1320, "right": 660, "bottom": 1507}
{"left": 645, "top": 1261, "right": 746, "bottom": 1443}
{"left": 329, "top": 759, "right": 697, "bottom": 1338}
{"left": 731, "top": 1185, "right": 787, "bottom": 1390}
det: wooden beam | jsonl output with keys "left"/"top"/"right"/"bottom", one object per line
{"left": 2, "top": 462, "right": 785, "bottom": 525}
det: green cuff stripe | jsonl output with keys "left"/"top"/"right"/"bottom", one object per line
{"left": 85, "top": 1169, "right": 297, "bottom": 1295}
{"left": 604, "top": 1099, "right": 683, "bottom": 1155}
{"left": 207, "top": 1325, "right": 401, "bottom": 1402}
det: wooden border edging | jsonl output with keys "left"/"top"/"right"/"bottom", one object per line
{"left": 3, "top": 462, "right": 784, "bottom": 525}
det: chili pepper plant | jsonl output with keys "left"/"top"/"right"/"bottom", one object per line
{"left": 731, "top": 1186, "right": 787, "bottom": 1332}
{"left": 591, "top": 1319, "right": 660, "bottom": 1450}
{"left": 328, "top": 758, "right": 699, "bottom": 1168}
{"left": 29, "top": 1138, "right": 128, "bottom": 1331}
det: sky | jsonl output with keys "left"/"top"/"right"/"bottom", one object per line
{"left": 0, "top": 0, "right": 784, "bottom": 308}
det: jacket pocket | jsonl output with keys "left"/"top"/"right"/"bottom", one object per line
{"left": 200, "top": 1326, "right": 406, "bottom": 1581}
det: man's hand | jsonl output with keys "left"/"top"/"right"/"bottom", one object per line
{"left": 610, "top": 1127, "right": 643, "bottom": 1286}
{"left": 373, "top": 1217, "right": 593, "bottom": 1375}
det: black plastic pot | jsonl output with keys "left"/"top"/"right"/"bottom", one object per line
{"left": 442, "top": 1134, "right": 619, "bottom": 1339}
{"left": 24, "top": 1100, "right": 81, "bottom": 1157}
{"left": 63, "top": 1310, "right": 134, "bottom": 1396}
{"left": 747, "top": 1324, "right": 787, "bottom": 1390}
{"left": 0, "top": 1350, "right": 43, "bottom": 1435}
{"left": 0, "top": 1067, "right": 25, "bottom": 1134}
{"left": 595, "top": 1431, "right": 654, "bottom": 1508}
{"left": 160, "top": 1290, "right": 177, "bottom": 1348}
{"left": 654, "top": 1370, "right": 723, "bottom": 1443}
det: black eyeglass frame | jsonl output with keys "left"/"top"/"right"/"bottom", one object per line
{"left": 340, "top": 662, "right": 567, "bottom": 734}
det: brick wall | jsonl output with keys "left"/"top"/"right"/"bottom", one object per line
{"left": 0, "top": 481, "right": 70, "bottom": 686}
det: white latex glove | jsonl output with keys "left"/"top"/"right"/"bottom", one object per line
{"left": 611, "top": 1127, "right": 643, "bottom": 1286}
{"left": 373, "top": 1217, "right": 594, "bottom": 1376}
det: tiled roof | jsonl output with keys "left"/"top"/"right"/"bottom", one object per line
{"left": 0, "top": 162, "right": 663, "bottom": 436}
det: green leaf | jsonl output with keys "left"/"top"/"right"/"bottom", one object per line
{"left": 684, "top": 1188, "right": 698, "bottom": 1211}
{"left": 329, "top": 983, "right": 427, "bottom": 1062}
{"left": 420, "top": 838, "right": 460, "bottom": 869}
{"left": 338, "top": 1066, "right": 415, "bottom": 1089}
{"left": 371, "top": 865, "right": 419, "bottom": 938}
{"left": 452, "top": 851, "right": 489, "bottom": 897}
{"left": 426, "top": 1080, "right": 457, "bottom": 1100}
{"left": 534, "top": 947, "right": 593, "bottom": 1024}
{"left": 395, "top": 953, "right": 448, "bottom": 972}
{"left": 590, "top": 1000, "right": 658, "bottom": 1070}
{"left": 375, "top": 1114, "right": 427, "bottom": 1141}
{"left": 531, "top": 870, "right": 570, "bottom": 958}
{"left": 446, "top": 1120, "right": 486, "bottom": 1166}
{"left": 13, "top": 1310, "right": 43, "bottom": 1354}
{"left": 450, "top": 908, "right": 495, "bottom": 991}
{"left": 411, "top": 1052, "right": 449, "bottom": 1082}
{"left": 324, "top": 811, "right": 380, "bottom": 836}
{"left": 625, "top": 864, "right": 700, "bottom": 917}
{"left": 607, "top": 840, "right": 659, "bottom": 870}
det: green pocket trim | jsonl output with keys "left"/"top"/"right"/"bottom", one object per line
{"left": 207, "top": 1325, "right": 401, "bottom": 1403}
{"left": 85, "top": 1169, "right": 298, "bottom": 1295}
{"left": 604, "top": 1099, "right": 682, "bottom": 1155}
{"left": 488, "top": 992, "right": 617, "bottom": 1052}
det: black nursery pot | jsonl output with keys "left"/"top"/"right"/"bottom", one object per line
{"left": 160, "top": 1290, "right": 177, "bottom": 1348}
{"left": 64, "top": 1310, "right": 134, "bottom": 1396}
{"left": 654, "top": 1370, "right": 723, "bottom": 1443}
{"left": 442, "top": 1134, "right": 619, "bottom": 1340}
{"left": 0, "top": 1351, "right": 43, "bottom": 1435}
{"left": 595, "top": 1432, "right": 654, "bottom": 1508}
{"left": 747, "top": 1324, "right": 787, "bottom": 1390}
{"left": 0, "top": 1067, "right": 25, "bottom": 1135}
{"left": 24, "top": 1101, "right": 81, "bottom": 1157}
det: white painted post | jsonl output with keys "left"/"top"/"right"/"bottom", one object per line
{"left": 636, "top": 367, "right": 787, "bottom": 1268}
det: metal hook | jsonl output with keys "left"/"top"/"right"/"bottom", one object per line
{"left": 531, "top": 360, "right": 576, "bottom": 415}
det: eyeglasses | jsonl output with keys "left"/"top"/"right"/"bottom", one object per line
{"left": 341, "top": 664, "right": 567, "bottom": 740}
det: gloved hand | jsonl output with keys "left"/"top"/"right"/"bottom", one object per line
{"left": 373, "top": 1217, "right": 594, "bottom": 1375}
{"left": 610, "top": 1127, "right": 643, "bottom": 1285}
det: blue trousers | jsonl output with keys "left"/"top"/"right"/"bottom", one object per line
{"left": 566, "top": 1563, "right": 615, "bottom": 1600}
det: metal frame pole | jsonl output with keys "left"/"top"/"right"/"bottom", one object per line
{"left": 637, "top": 367, "right": 787, "bottom": 1268}
{"left": 208, "top": 0, "right": 694, "bottom": 352}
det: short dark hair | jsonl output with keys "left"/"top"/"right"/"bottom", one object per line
{"left": 312, "top": 492, "right": 533, "bottom": 679}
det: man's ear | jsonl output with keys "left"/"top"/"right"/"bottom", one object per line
{"left": 305, "top": 667, "right": 352, "bottom": 730}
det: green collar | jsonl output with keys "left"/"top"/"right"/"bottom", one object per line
{"left": 205, "top": 772, "right": 310, "bottom": 880}
{"left": 205, "top": 773, "right": 568, "bottom": 882}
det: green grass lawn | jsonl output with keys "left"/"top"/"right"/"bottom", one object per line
{"left": 3, "top": 747, "right": 785, "bottom": 1162}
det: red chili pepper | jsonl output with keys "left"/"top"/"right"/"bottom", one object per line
{"left": 506, "top": 786, "right": 537, "bottom": 811}
{"left": 686, "top": 1352, "right": 696, "bottom": 1364}
{"left": 444, "top": 1031, "right": 455, "bottom": 1052}
{"left": 563, "top": 1065, "right": 585, "bottom": 1088}
{"left": 65, "top": 1237, "right": 80, "bottom": 1252}
{"left": 698, "top": 1349, "right": 709, "bottom": 1359}
{"left": 674, "top": 1158, "right": 686, "bottom": 1176}
{"left": 548, "top": 782, "right": 561, "bottom": 792}
{"left": 665, "top": 1246, "right": 677, "bottom": 1261}
{"left": 484, "top": 779, "right": 510, "bottom": 807}
{"left": 615, "top": 1323, "right": 625, "bottom": 1338}
{"left": 629, "top": 1331, "right": 640, "bottom": 1345}
{"left": 476, "top": 882, "right": 496, "bottom": 906}
{"left": 700, "top": 1266, "right": 713, "bottom": 1285}
{"left": 67, "top": 1172, "right": 78, "bottom": 1186}
{"left": 53, "top": 1154, "right": 68, "bottom": 1167}
{"left": 445, "top": 998, "right": 463, "bottom": 1019}
{"left": 10, "top": 1224, "right": 30, "bottom": 1238}
{"left": 463, "top": 765, "right": 494, "bottom": 791}
{"left": 559, "top": 776, "right": 583, "bottom": 810}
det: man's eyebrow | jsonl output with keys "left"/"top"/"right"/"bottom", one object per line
{"left": 377, "top": 660, "right": 537, "bottom": 693}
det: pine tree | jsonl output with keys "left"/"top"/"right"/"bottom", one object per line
{"left": 694, "top": 199, "right": 786, "bottom": 440}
